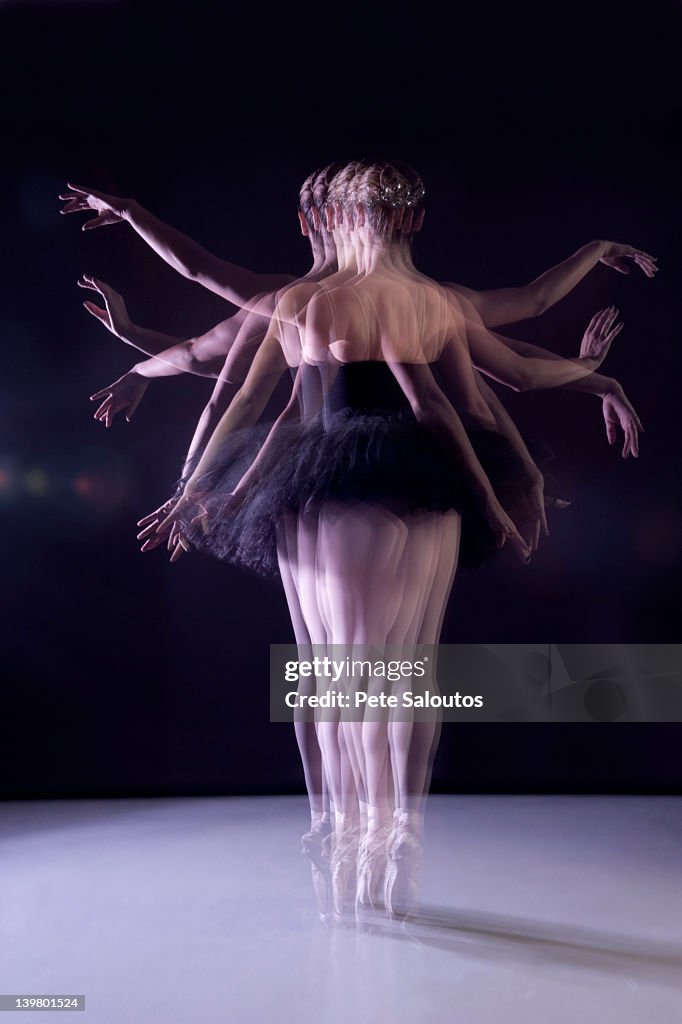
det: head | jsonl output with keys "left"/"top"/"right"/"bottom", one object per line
{"left": 326, "top": 160, "right": 368, "bottom": 233}
{"left": 353, "top": 160, "right": 426, "bottom": 240}
{"left": 298, "top": 162, "right": 345, "bottom": 239}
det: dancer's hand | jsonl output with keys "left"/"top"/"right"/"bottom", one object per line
{"left": 90, "top": 370, "right": 148, "bottom": 427}
{"left": 481, "top": 489, "right": 533, "bottom": 563}
{"left": 78, "top": 275, "right": 132, "bottom": 340}
{"left": 598, "top": 241, "right": 658, "bottom": 278}
{"left": 59, "top": 183, "right": 131, "bottom": 230}
{"left": 153, "top": 489, "right": 210, "bottom": 562}
{"left": 580, "top": 307, "right": 623, "bottom": 366}
{"left": 602, "top": 385, "right": 643, "bottom": 458}
{"left": 525, "top": 467, "right": 550, "bottom": 553}
{"left": 166, "top": 521, "right": 192, "bottom": 562}
{"left": 137, "top": 496, "right": 181, "bottom": 552}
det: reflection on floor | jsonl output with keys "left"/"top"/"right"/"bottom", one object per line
{"left": 1, "top": 794, "right": 681, "bottom": 1023}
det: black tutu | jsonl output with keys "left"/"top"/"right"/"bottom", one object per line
{"left": 176, "top": 362, "right": 558, "bottom": 578}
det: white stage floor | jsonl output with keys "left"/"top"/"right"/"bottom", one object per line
{"left": 1, "top": 794, "right": 681, "bottom": 1023}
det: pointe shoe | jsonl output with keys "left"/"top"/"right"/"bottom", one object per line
{"left": 308, "top": 859, "right": 333, "bottom": 925}
{"left": 301, "top": 816, "right": 332, "bottom": 863}
{"left": 384, "top": 821, "right": 422, "bottom": 920}
{"left": 330, "top": 825, "right": 360, "bottom": 925}
{"left": 301, "top": 818, "right": 333, "bottom": 924}
{"left": 355, "top": 825, "right": 392, "bottom": 919}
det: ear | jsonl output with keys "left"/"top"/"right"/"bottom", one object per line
{"left": 297, "top": 210, "right": 309, "bottom": 236}
{"left": 413, "top": 208, "right": 426, "bottom": 233}
{"left": 312, "top": 208, "right": 321, "bottom": 231}
{"left": 355, "top": 202, "right": 365, "bottom": 228}
{"left": 325, "top": 204, "right": 335, "bottom": 231}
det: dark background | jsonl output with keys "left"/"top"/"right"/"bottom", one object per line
{"left": 1, "top": 0, "right": 680, "bottom": 798}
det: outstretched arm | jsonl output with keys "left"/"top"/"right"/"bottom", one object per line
{"left": 444, "top": 286, "right": 642, "bottom": 455}
{"left": 87, "top": 311, "right": 255, "bottom": 425}
{"left": 447, "top": 240, "right": 657, "bottom": 328}
{"left": 83, "top": 274, "right": 274, "bottom": 425}
{"left": 461, "top": 303, "right": 622, "bottom": 392}
{"left": 61, "top": 184, "right": 295, "bottom": 306}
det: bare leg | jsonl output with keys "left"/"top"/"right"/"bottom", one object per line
{"left": 276, "top": 512, "right": 330, "bottom": 827}
{"left": 384, "top": 510, "right": 461, "bottom": 917}
{"left": 389, "top": 510, "right": 461, "bottom": 819}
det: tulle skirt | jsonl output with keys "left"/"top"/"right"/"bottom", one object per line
{"left": 176, "top": 408, "right": 554, "bottom": 578}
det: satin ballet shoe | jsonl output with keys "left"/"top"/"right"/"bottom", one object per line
{"left": 300, "top": 818, "right": 333, "bottom": 924}
{"left": 307, "top": 858, "right": 333, "bottom": 925}
{"left": 300, "top": 816, "right": 332, "bottom": 863}
{"left": 384, "top": 821, "right": 423, "bottom": 921}
{"left": 330, "top": 824, "right": 360, "bottom": 925}
{"left": 355, "top": 824, "right": 392, "bottom": 919}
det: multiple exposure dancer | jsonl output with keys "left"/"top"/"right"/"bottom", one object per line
{"left": 61, "top": 161, "right": 654, "bottom": 923}
{"left": 143, "top": 162, "right": 627, "bottom": 921}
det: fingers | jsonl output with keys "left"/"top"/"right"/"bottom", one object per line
{"left": 59, "top": 197, "right": 89, "bottom": 214}
{"left": 137, "top": 520, "right": 159, "bottom": 540}
{"left": 509, "top": 524, "right": 532, "bottom": 563}
{"left": 82, "top": 300, "right": 108, "bottom": 323}
{"left": 622, "top": 422, "right": 639, "bottom": 458}
{"left": 604, "top": 320, "right": 624, "bottom": 344}
{"left": 82, "top": 214, "right": 112, "bottom": 231}
{"left": 67, "top": 182, "right": 105, "bottom": 199}
{"left": 544, "top": 495, "right": 572, "bottom": 510}
{"left": 599, "top": 306, "right": 619, "bottom": 334}
{"left": 168, "top": 521, "right": 180, "bottom": 551}
{"left": 140, "top": 531, "right": 166, "bottom": 552}
{"left": 587, "top": 308, "right": 608, "bottom": 331}
{"left": 99, "top": 403, "right": 115, "bottom": 429}
{"left": 137, "top": 504, "right": 171, "bottom": 527}
{"left": 89, "top": 386, "right": 112, "bottom": 400}
{"left": 125, "top": 391, "right": 143, "bottom": 422}
{"left": 498, "top": 515, "right": 532, "bottom": 562}
{"left": 539, "top": 500, "right": 549, "bottom": 538}
{"left": 603, "top": 408, "right": 618, "bottom": 445}
{"left": 528, "top": 518, "right": 541, "bottom": 553}
{"left": 156, "top": 504, "right": 181, "bottom": 536}
{"left": 170, "top": 534, "right": 190, "bottom": 563}
{"left": 92, "top": 396, "right": 113, "bottom": 423}
{"left": 78, "top": 274, "right": 106, "bottom": 296}
{"left": 631, "top": 251, "right": 658, "bottom": 277}
{"left": 591, "top": 306, "right": 614, "bottom": 330}
{"left": 190, "top": 508, "right": 210, "bottom": 536}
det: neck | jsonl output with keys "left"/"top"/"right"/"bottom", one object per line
{"left": 333, "top": 229, "right": 360, "bottom": 273}
{"left": 307, "top": 234, "right": 338, "bottom": 275}
{"left": 360, "top": 236, "right": 407, "bottom": 274}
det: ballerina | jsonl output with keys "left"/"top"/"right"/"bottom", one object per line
{"left": 62, "top": 161, "right": 651, "bottom": 921}
{"left": 155, "top": 160, "right": 626, "bottom": 921}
